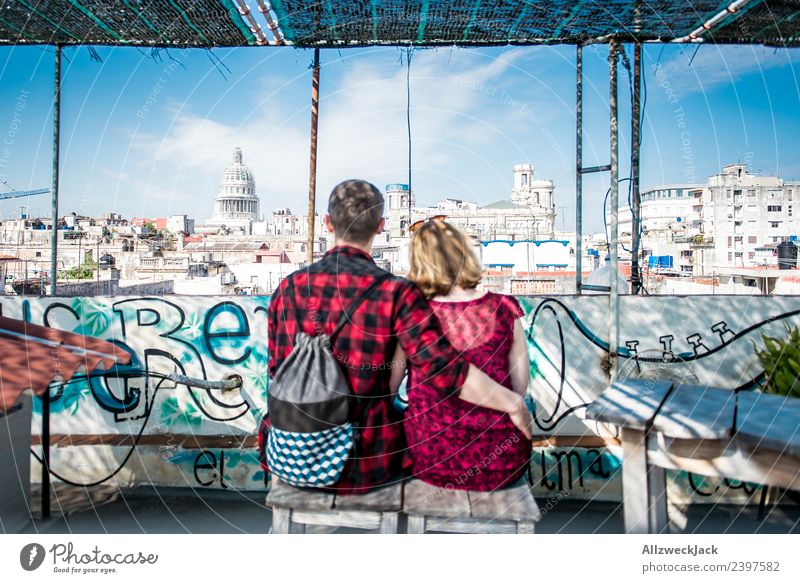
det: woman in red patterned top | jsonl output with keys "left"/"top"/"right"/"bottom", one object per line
{"left": 391, "top": 219, "right": 532, "bottom": 491}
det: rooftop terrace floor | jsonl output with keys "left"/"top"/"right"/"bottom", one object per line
{"left": 19, "top": 485, "right": 800, "bottom": 535}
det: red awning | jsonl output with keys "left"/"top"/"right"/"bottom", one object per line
{"left": 0, "top": 315, "right": 131, "bottom": 412}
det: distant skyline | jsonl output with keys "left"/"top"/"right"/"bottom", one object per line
{"left": 1, "top": 42, "right": 799, "bottom": 232}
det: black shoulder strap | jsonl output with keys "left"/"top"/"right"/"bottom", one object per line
{"left": 283, "top": 272, "right": 303, "bottom": 329}
{"left": 329, "top": 273, "right": 392, "bottom": 341}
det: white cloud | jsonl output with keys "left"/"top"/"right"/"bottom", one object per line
{"left": 127, "top": 47, "right": 533, "bottom": 220}
{"left": 652, "top": 44, "right": 799, "bottom": 97}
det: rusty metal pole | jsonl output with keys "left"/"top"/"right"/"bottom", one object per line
{"left": 306, "top": 48, "right": 321, "bottom": 266}
{"left": 631, "top": 43, "right": 642, "bottom": 294}
{"left": 609, "top": 39, "right": 620, "bottom": 383}
{"left": 575, "top": 44, "right": 583, "bottom": 295}
{"left": 42, "top": 44, "right": 63, "bottom": 519}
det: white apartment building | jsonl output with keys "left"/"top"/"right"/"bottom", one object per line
{"left": 386, "top": 163, "right": 556, "bottom": 242}
{"left": 166, "top": 214, "right": 195, "bottom": 235}
{"left": 619, "top": 164, "right": 800, "bottom": 274}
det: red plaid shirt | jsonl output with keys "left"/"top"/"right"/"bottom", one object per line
{"left": 260, "top": 245, "right": 469, "bottom": 494}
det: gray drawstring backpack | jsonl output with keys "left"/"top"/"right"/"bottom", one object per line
{"left": 266, "top": 272, "right": 391, "bottom": 487}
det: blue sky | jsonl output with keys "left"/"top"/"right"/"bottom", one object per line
{"left": 1, "top": 40, "right": 799, "bottom": 232}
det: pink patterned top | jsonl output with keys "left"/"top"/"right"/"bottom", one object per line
{"left": 404, "top": 291, "right": 532, "bottom": 491}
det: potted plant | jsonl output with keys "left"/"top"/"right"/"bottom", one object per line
{"left": 754, "top": 323, "right": 800, "bottom": 397}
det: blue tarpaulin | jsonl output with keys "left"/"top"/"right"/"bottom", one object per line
{"left": 648, "top": 255, "right": 674, "bottom": 269}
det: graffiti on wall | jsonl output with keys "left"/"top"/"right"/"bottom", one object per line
{"left": 520, "top": 295, "right": 800, "bottom": 437}
{"left": 1, "top": 295, "right": 271, "bottom": 489}
{"left": 2, "top": 294, "right": 797, "bottom": 500}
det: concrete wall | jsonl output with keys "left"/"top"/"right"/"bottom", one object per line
{"left": 1, "top": 293, "right": 797, "bottom": 503}
{"left": 54, "top": 280, "right": 174, "bottom": 296}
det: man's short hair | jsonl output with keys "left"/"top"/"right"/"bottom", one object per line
{"left": 327, "top": 180, "right": 384, "bottom": 244}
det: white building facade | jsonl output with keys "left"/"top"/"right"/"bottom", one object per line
{"left": 386, "top": 163, "right": 556, "bottom": 241}
{"left": 206, "top": 148, "right": 260, "bottom": 233}
{"left": 619, "top": 164, "right": 800, "bottom": 274}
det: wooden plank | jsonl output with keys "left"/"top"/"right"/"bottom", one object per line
{"left": 621, "top": 428, "right": 652, "bottom": 534}
{"left": 379, "top": 512, "right": 399, "bottom": 534}
{"left": 647, "top": 461, "right": 669, "bottom": 534}
{"left": 647, "top": 438, "right": 800, "bottom": 491}
{"left": 585, "top": 380, "right": 673, "bottom": 429}
{"left": 265, "top": 479, "right": 335, "bottom": 511}
{"left": 736, "top": 391, "right": 800, "bottom": 457}
{"left": 334, "top": 481, "right": 402, "bottom": 511}
{"left": 403, "top": 479, "right": 470, "bottom": 518}
{"left": 652, "top": 384, "right": 736, "bottom": 440}
{"left": 271, "top": 507, "right": 291, "bottom": 534}
{"left": 467, "top": 479, "right": 541, "bottom": 522}
{"left": 424, "top": 516, "right": 519, "bottom": 534}
{"left": 291, "top": 509, "right": 382, "bottom": 530}
{"left": 517, "top": 521, "right": 536, "bottom": 534}
{"left": 31, "top": 433, "right": 258, "bottom": 448}
{"left": 407, "top": 515, "right": 426, "bottom": 534}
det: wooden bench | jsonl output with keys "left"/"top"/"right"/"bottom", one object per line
{"left": 585, "top": 379, "right": 800, "bottom": 533}
{"left": 402, "top": 478, "right": 541, "bottom": 534}
{"left": 266, "top": 477, "right": 402, "bottom": 533}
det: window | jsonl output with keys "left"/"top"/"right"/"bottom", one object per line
{"left": 770, "top": 221, "right": 781, "bottom": 228}
{"left": 727, "top": 236, "right": 732, "bottom": 246}
{"left": 35, "top": 251, "right": 42, "bottom": 257}
{"left": 748, "top": 236, "right": 757, "bottom": 244}
{"left": 790, "top": 206, "right": 794, "bottom": 217}
{"left": 728, "top": 252, "right": 733, "bottom": 261}
{"left": 749, "top": 252, "right": 755, "bottom": 259}
{"left": 768, "top": 205, "right": 782, "bottom": 212}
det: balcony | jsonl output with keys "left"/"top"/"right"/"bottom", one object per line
{"left": 2, "top": 293, "right": 800, "bottom": 535}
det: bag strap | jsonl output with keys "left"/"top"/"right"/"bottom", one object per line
{"left": 329, "top": 273, "right": 392, "bottom": 342}
{"left": 283, "top": 272, "right": 304, "bottom": 330}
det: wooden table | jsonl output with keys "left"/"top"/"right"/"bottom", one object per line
{"left": 585, "top": 380, "right": 800, "bottom": 533}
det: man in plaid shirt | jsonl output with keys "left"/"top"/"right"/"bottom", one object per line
{"left": 259, "top": 180, "right": 532, "bottom": 494}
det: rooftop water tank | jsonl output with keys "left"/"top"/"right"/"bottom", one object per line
{"left": 777, "top": 240, "right": 797, "bottom": 270}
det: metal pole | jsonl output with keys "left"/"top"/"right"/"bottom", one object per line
{"left": 306, "top": 48, "right": 321, "bottom": 266}
{"left": 406, "top": 49, "right": 413, "bottom": 234}
{"left": 43, "top": 44, "right": 62, "bottom": 519}
{"left": 609, "top": 39, "right": 620, "bottom": 383}
{"left": 49, "top": 45, "right": 61, "bottom": 296}
{"left": 631, "top": 43, "right": 642, "bottom": 295}
{"left": 575, "top": 44, "right": 583, "bottom": 295}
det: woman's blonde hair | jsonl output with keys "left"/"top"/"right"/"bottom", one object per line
{"left": 407, "top": 220, "right": 483, "bottom": 298}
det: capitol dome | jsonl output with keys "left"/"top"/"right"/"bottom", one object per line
{"left": 207, "top": 147, "right": 260, "bottom": 232}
